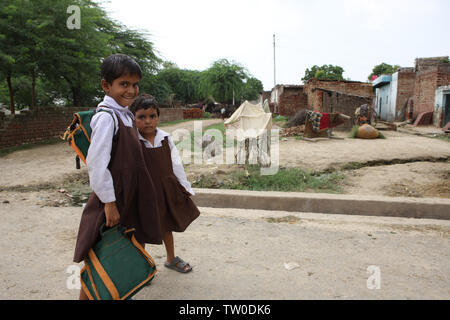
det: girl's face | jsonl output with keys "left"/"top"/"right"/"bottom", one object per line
{"left": 135, "top": 107, "right": 159, "bottom": 137}
{"left": 101, "top": 73, "right": 140, "bottom": 107}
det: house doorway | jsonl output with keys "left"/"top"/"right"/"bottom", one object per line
{"left": 445, "top": 94, "right": 450, "bottom": 125}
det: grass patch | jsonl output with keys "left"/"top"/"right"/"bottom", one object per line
{"left": 429, "top": 135, "right": 450, "bottom": 142}
{"left": 158, "top": 117, "right": 212, "bottom": 127}
{"left": 175, "top": 122, "right": 237, "bottom": 151}
{"left": 0, "top": 138, "right": 64, "bottom": 158}
{"left": 192, "top": 165, "right": 345, "bottom": 193}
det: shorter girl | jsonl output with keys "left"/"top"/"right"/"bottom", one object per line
{"left": 130, "top": 94, "right": 200, "bottom": 273}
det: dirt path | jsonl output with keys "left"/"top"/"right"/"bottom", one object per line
{"left": 0, "top": 119, "right": 449, "bottom": 300}
{"left": 0, "top": 121, "right": 448, "bottom": 198}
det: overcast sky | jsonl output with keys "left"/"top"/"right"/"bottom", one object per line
{"left": 98, "top": 0, "right": 450, "bottom": 91}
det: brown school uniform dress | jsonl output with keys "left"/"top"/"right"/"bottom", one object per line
{"left": 73, "top": 116, "right": 162, "bottom": 263}
{"left": 140, "top": 136, "right": 200, "bottom": 235}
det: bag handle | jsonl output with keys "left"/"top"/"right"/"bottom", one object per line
{"left": 99, "top": 223, "right": 135, "bottom": 237}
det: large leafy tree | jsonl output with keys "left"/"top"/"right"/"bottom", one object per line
{"left": 242, "top": 77, "right": 263, "bottom": 101}
{"left": 36, "top": 0, "right": 112, "bottom": 107}
{"left": 200, "top": 59, "right": 247, "bottom": 105}
{"left": 0, "top": 0, "right": 161, "bottom": 109}
{"left": 368, "top": 63, "right": 401, "bottom": 81}
{"left": 0, "top": 0, "right": 38, "bottom": 113}
{"left": 156, "top": 66, "right": 203, "bottom": 104}
{"left": 301, "top": 64, "right": 345, "bottom": 82}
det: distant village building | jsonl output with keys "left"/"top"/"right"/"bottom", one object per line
{"left": 372, "top": 68, "right": 415, "bottom": 122}
{"left": 269, "top": 79, "right": 373, "bottom": 128}
{"left": 373, "top": 56, "right": 450, "bottom": 127}
{"left": 269, "top": 85, "right": 306, "bottom": 116}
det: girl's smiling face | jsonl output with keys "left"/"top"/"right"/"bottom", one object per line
{"left": 101, "top": 73, "right": 140, "bottom": 107}
{"left": 135, "top": 107, "right": 159, "bottom": 138}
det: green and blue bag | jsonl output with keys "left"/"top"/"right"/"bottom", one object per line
{"left": 80, "top": 224, "right": 157, "bottom": 300}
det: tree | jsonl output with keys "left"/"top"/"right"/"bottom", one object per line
{"left": 199, "top": 59, "right": 247, "bottom": 105}
{"left": 0, "top": 0, "right": 161, "bottom": 109}
{"left": 242, "top": 77, "right": 263, "bottom": 101}
{"left": 368, "top": 63, "right": 400, "bottom": 81}
{"left": 0, "top": 0, "right": 37, "bottom": 114}
{"left": 301, "top": 64, "right": 345, "bottom": 82}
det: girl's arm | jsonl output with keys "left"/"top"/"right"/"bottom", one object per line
{"left": 167, "top": 135, "right": 195, "bottom": 196}
{"left": 87, "top": 112, "right": 120, "bottom": 226}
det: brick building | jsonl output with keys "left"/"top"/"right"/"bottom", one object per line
{"left": 373, "top": 68, "right": 416, "bottom": 122}
{"left": 303, "top": 79, "right": 374, "bottom": 112}
{"left": 269, "top": 85, "right": 307, "bottom": 116}
{"left": 414, "top": 59, "right": 450, "bottom": 126}
{"left": 320, "top": 89, "right": 373, "bottom": 130}
{"left": 269, "top": 80, "right": 373, "bottom": 119}
{"left": 372, "top": 56, "right": 450, "bottom": 127}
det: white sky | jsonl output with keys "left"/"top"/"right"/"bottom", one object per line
{"left": 98, "top": 0, "right": 450, "bottom": 91}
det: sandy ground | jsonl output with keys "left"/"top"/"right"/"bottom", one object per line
{"left": 0, "top": 119, "right": 449, "bottom": 300}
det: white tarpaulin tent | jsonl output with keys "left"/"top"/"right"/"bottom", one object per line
{"left": 224, "top": 100, "right": 273, "bottom": 166}
{"left": 224, "top": 100, "right": 272, "bottom": 138}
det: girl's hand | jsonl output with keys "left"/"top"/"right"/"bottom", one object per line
{"left": 104, "top": 202, "right": 120, "bottom": 227}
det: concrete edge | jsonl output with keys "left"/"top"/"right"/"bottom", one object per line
{"left": 191, "top": 188, "right": 450, "bottom": 220}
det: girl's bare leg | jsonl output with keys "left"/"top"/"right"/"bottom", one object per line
{"left": 163, "top": 231, "right": 175, "bottom": 263}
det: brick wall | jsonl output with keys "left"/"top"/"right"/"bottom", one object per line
{"left": 0, "top": 107, "right": 92, "bottom": 149}
{"left": 304, "top": 79, "right": 374, "bottom": 111}
{"left": 395, "top": 70, "right": 416, "bottom": 121}
{"left": 277, "top": 87, "right": 308, "bottom": 116}
{"left": 322, "top": 90, "right": 373, "bottom": 130}
{"left": 413, "top": 64, "right": 450, "bottom": 118}
{"left": 159, "top": 108, "right": 184, "bottom": 122}
{"left": 415, "top": 56, "right": 448, "bottom": 72}
{"left": 0, "top": 107, "right": 185, "bottom": 150}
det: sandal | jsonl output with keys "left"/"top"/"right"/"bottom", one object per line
{"left": 164, "top": 256, "right": 192, "bottom": 273}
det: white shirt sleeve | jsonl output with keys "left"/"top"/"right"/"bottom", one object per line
{"left": 167, "top": 135, "right": 195, "bottom": 196}
{"left": 86, "top": 111, "right": 117, "bottom": 203}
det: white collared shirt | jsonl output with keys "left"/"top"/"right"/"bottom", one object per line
{"left": 138, "top": 128, "right": 195, "bottom": 196}
{"left": 86, "top": 95, "right": 135, "bottom": 203}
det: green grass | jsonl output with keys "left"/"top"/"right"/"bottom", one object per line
{"left": 193, "top": 165, "right": 345, "bottom": 193}
{"left": 429, "top": 135, "right": 450, "bottom": 142}
{"left": 0, "top": 138, "right": 64, "bottom": 158}
{"left": 175, "top": 122, "right": 237, "bottom": 151}
{"left": 158, "top": 117, "right": 212, "bottom": 127}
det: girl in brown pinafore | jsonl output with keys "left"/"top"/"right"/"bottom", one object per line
{"left": 130, "top": 94, "right": 200, "bottom": 273}
{"left": 73, "top": 54, "right": 162, "bottom": 300}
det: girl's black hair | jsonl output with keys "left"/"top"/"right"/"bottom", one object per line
{"left": 129, "top": 94, "right": 160, "bottom": 116}
{"left": 101, "top": 54, "right": 142, "bottom": 84}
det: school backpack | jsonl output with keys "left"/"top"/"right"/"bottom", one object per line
{"left": 80, "top": 224, "right": 157, "bottom": 300}
{"left": 62, "top": 109, "right": 115, "bottom": 169}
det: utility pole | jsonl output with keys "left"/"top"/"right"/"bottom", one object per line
{"left": 273, "top": 34, "right": 276, "bottom": 87}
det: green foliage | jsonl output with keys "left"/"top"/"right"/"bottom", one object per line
{"left": 193, "top": 165, "right": 345, "bottom": 193}
{"left": 0, "top": 0, "right": 160, "bottom": 110}
{"left": 0, "top": 1, "right": 263, "bottom": 111}
{"left": 301, "top": 64, "right": 345, "bottom": 82}
{"left": 242, "top": 77, "right": 263, "bottom": 101}
{"left": 368, "top": 63, "right": 401, "bottom": 80}
{"left": 156, "top": 66, "right": 203, "bottom": 104}
{"left": 199, "top": 59, "right": 247, "bottom": 105}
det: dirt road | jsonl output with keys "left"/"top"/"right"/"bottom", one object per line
{"left": 0, "top": 119, "right": 449, "bottom": 299}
